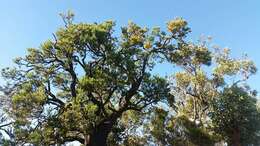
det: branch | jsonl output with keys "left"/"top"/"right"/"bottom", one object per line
{"left": 45, "top": 80, "right": 65, "bottom": 107}
{"left": 0, "top": 122, "right": 13, "bottom": 129}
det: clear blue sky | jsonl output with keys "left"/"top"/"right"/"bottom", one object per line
{"left": 0, "top": 0, "right": 260, "bottom": 91}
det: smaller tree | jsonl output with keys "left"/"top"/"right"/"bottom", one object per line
{"left": 171, "top": 46, "right": 257, "bottom": 126}
{"left": 149, "top": 45, "right": 258, "bottom": 146}
{"left": 210, "top": 85, "right": 260, "bottom": 146}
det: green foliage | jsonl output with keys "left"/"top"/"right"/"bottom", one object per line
{"left": 147, "top": 108, "right": 218, "bottom": 146}
{"left": 168, "top": 115, "right": 218, "bottom": 146}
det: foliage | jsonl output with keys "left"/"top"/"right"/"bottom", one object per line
{"left": 146, "top": 108, "right": 218, "bottom": 146}
{"left": 210, "top": 86, "right": 260, "bottom": 145}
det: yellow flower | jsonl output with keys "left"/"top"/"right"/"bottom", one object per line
{"left": 144, "top": 41, "right": 152, "bottom": 49}
{"left": 167, "top": 18, "right": 187, "bottom": 32}
{"left": 130, "top": 34, "right": 142, "bottom": 44}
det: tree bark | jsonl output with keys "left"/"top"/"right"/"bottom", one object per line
{"left": 230, "top": 127, "right": 241, "bottom": 146}
{"left": 86, "top": 132, "right": 108, "bottom": 146}
{"left": 85, "top": 120, "right": 115, "bottom": 146}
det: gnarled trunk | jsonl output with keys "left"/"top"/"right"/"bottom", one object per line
{"left": 85, "top": 120, "right": 114, "bottom": 146}
{"left": 85, "top": 131, "right": 109, "bottom": 146}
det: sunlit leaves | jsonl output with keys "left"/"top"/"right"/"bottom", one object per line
{"left": 213, "top": 48, "right": 257, "bottom": 78}
{"left": 167, "top": 17, "right": 191, "bottom": 39}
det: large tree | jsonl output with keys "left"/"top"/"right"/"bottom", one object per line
{"left": 0, "top": 12, "right": 205, "bottom": 146}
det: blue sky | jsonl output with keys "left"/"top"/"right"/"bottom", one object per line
{"left": 0, "top": 0, "right": 260, "bottom": 91}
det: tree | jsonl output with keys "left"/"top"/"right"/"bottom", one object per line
{"left": 210, "top": 85, "right": 260, "bottom": 146}
{"left": 145, "top": 44, "right": 257, "bottom": 146}
{"left": 1, "top": 12, "right": 196, "bottom": 146}
{"left": 171, "top": 44, "right": 256, "bottom": 125}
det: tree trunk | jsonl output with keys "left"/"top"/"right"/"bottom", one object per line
{"left": 86, "top": 131, "right": 108, "bottom": 146}
{"left": 230, "top": 128, "right": 241, "bottom": 146}
{"left": 85, "top": 120, "right": 114, "bottom": 146}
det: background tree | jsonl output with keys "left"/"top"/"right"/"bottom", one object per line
{"left": 171, "top": 44, "right": 256, "bottom": 125}
{"left": 144, "top": 44, "right": 257, "bottom": 146}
